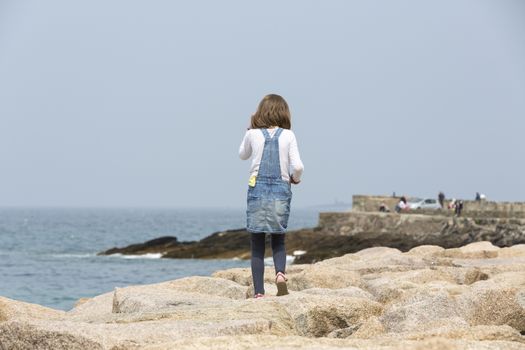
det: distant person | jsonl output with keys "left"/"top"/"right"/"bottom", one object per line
{"left": 455, "top": 200, "right": 464, "bottom": 216}
{"left": 438, "top": 192, "right": 445, "bottom": 208}
{"left": 379, "top": 202, "right": 390, "bottom": 212}
{"left": 448, "top": 198, "right": 456, "bottom": 210}
{"left": 475, "top": 192, "right": 481, "bottom": 201}
{"left": 239, "top": 94, "right": 304, "bottom": 299}
{"left": 395, "top": 196, "right": 409, "bottom": 213}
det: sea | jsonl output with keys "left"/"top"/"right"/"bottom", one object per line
{"left": 0, "top": 206, "right": 344, "bottom": 311}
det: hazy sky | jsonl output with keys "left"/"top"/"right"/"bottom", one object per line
{"left": 1, "top": 1, "right": 524, "bottom": 208}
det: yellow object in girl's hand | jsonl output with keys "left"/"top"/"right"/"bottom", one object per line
{"left": 248, "top": 175, "right": 257, "bottom": 187}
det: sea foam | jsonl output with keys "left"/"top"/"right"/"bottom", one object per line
{"left": 110, "top": 253, "right": 163, "bottom": 259}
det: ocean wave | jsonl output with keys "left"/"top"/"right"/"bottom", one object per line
{"left": 108, "top": 253, "right": 163, "bottom": 259}
{"left": 264, "top": 255, "right": 295, "bottom": 266}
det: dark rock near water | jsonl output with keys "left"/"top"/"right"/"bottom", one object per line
{"left": 100, "top": 236, "right": 180, "bottom": 256}
{"left": 98, "top": 213, "right": 525, "bottom": 264}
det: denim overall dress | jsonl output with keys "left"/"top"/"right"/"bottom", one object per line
{"left": 246, "top": 128, "right": 292, "bottom": 233}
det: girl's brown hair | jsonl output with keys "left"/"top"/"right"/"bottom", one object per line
{"left": 251, "top": 94, "right": 291, "bottom": 130}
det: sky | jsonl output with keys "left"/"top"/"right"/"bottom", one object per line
{"left": 1, "top": 1, "right": 524, "bottom": 208}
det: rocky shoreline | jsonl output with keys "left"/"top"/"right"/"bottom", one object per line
{"left": 99, "top": 212, "right": 525, "bottom": 264}
{"left": 2, "top": 241, "right": 525, "bottom": 349}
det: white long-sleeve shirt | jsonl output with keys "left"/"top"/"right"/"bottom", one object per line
{"left": 239, "top": 128, "right": 304, "bottom": 183}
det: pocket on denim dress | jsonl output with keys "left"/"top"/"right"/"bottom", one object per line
{"left": 273, "top": 198, "right": 291, "bottom": 230}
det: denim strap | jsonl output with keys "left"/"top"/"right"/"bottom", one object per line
{"left": 258, "top": 128, "right": 282, "bottom": 179}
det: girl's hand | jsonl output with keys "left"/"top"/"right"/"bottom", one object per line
{"left": 290, "top": 175, "right": 300, "bottom": 185}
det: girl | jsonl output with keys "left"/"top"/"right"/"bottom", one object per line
{"left": 238, "top": 94, "right": 304, "bottom": 298}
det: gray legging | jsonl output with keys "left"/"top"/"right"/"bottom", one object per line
{"left": 251, "top": 233, "right": 286, "bottom": 295}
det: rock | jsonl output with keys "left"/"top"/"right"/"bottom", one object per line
{"left": 325, "top": 250, "right": 430, "bottom": 275}
{"left": 351, "top": 316, "right": 385, "bottom": 338}
{"left": 245, "top": 283, "right": 278, "bottom": 298}
{"left": 0, "top": 322, "right": 104, "bottom": 350}
{"left": 73, "top": 298, "right": 91, "bottom": 308}
{"left": 1, "top": 288, "right": 296, "bottom": 349}
{"left": 99, "top": 230, "right": 252, "bottom": 260}
{"left": 110, "top": 279, "right": 248, "bottom": 314}
{"left": 352, "top": 246, "right": 403, "bottom": 259}
{"left": 455, "top": 267, "right": 489, "bottom": 285}
{"left": 326, "top": 324, "right": 360, "bottom": 338}
{"left": 0, "top": 296, "right": 65, "bottom": 322}
{"left": 459, "top": 280, "right": 525, "bottom": 332}
{"left": 489, "top": 271, "right": 525, "bottom": 289}
{"left": 406, "top": 245, "right": 445, "bottom": 257}
{"left": 4, "top": 242, "right": 525, "bottom": 349}
{"left": 273, "top": 293, "right": 383, "bottom": 337}
{"left": 213, "top": 265, "right": 308, "bottom": 288}
{"left": 380, "top": 285, "right": 467, "bottom": 333}
{"left": 288, "top": 266, "right": 363, "bottom": 290}
{"left": 67, "top": 290, "right": 116, "bottom": 322}
{"left": 212, "top": 267, "right": 254, "bottom": 286}
{"left": 100, "top": 236, "right": 180, "bottom": 256}
{"left": 141, "top": 335, "right": 525, "bottom": 350}
{"left": 401, "top": 324, "right": 525, "bottom": 343}
{"left": 461, "top": 241, "right": 501, "bottom": 253}
{"left": 301, "top": 286, "right": 374, "bottom": 300}
{"left": 166, "top": 276, "right": 248, "bottom": 300}
{"left": 111, "top": 287, "right": 205, "bottom": 314}
{"left": 443, "top": 241, "right": 500, "bottom": 259}
{"left": 450, "top": 256, "right": 525, "bottom": 278}
{"left": 98, "top": 212, "right": 525, "bottom": 264}
{"left": 498, "top": 244, "right": 525, "bottom": 258}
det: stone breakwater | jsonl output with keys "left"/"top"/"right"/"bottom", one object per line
{"left": 2, "top": 241, "right": 525, "bottom": 349}
{"left": 99, "top": 213, "right": 525, "bottom": 263}
{"left": 352, "top": 194, "right": 525, "bottom": 218}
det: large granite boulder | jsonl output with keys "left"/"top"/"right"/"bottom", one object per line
{"left": 2, "top": 241, "right": 525, "bottom": 349}
{"left": 141, "top": 335, "right": 525, "bottom": 350}
{"left": 0, "top": 296, "right": 64, "bottom": 323}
